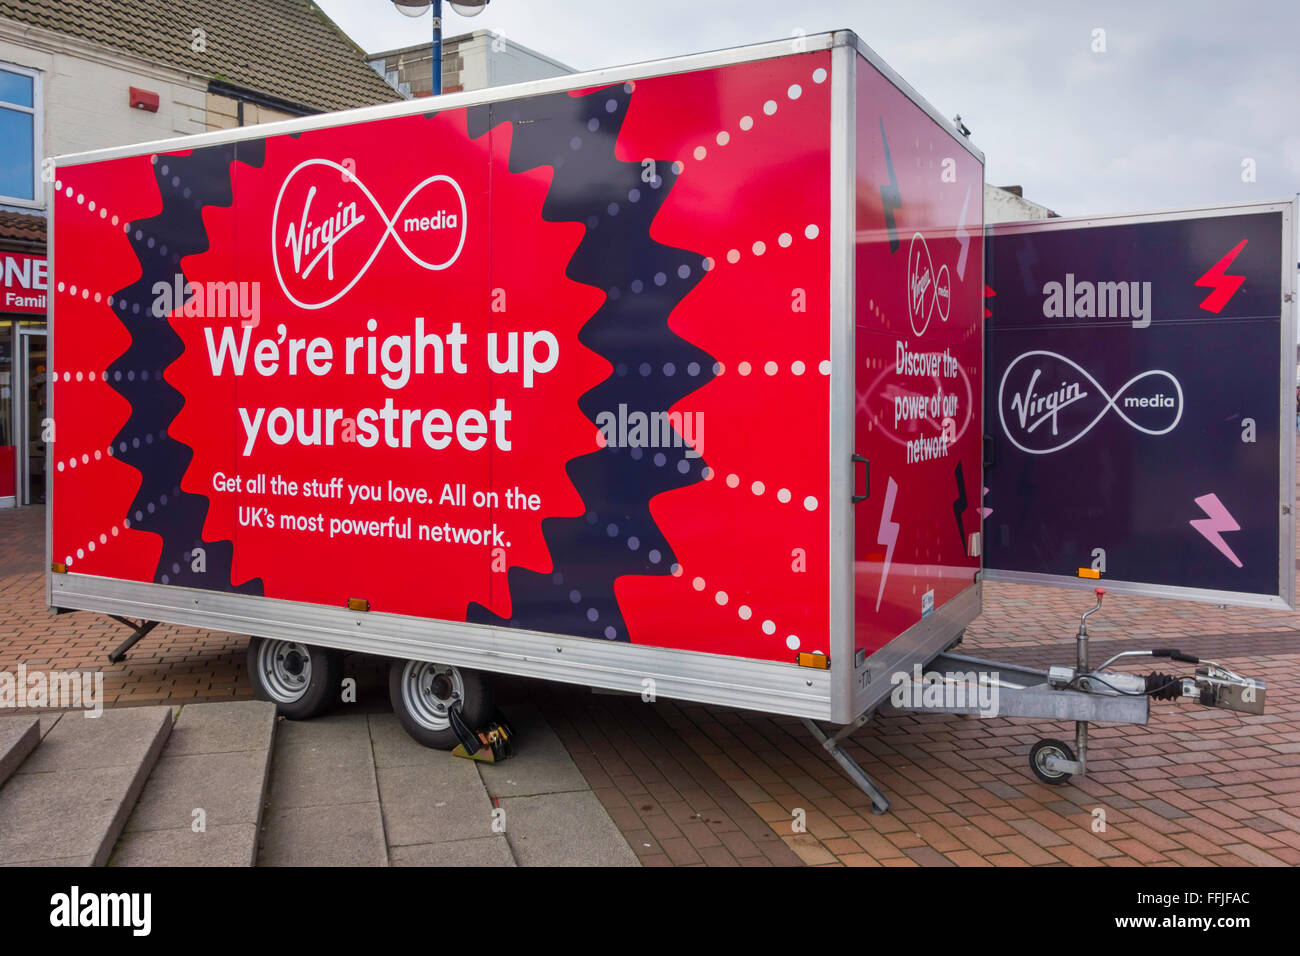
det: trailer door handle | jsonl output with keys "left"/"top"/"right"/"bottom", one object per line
{"left": 852, "top": 454, "right": 869, "bottom": 503}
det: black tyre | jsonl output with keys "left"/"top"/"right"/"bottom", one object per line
{"left": 389, "top": 658, "right": 494, "bottom": 750}
{"left": 246, "top": 637, "right": 342, "bottom": 720}
{"left": 1029, "top": 738, "right": 1077, "bottom": 785}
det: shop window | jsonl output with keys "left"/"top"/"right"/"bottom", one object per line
{"left": 0, "top": 64, "right": 40, "bottom": 206}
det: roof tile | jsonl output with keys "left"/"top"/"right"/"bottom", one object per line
{"left": 0, "top": 0, "right": 403, "bottom": 113}
{"left": 0, "top": 208, "right": 47, "bottom": 244}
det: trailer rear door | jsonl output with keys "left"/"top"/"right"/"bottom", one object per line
{"left": 982, "top": 202, "right": 1296, "bottom": 609}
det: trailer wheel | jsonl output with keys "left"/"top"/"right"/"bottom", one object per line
{"left": 389, "top": 659, "right": 494, "bottom": 750}
{"left": 247, "top": 637, "right": 341, "bottom": 720}
{"left": 1029, "top": 738, "right": 1076, "bottom": 785}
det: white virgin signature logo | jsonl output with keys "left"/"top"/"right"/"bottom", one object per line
{"left": 907, "top": 232, "right": 951, "bottom": 337}
{"left": 271, "top": 158, "right": 467, "bottom": 310}
{"left": 998, "top": 350, "right": 1183, "bottom": 455}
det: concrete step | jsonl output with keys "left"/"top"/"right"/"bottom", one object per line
{"left": 0, "top": 716, "right": 41, "bottom": 787}
{"left": 248, "top": 698, "right": 638, "bottom": 866}
{"left": 109, "top": 700, "right": 278, "bottom": 867}
{"left": 257, "top": 712, "right": 390, "bottom": 867}
{"left": 0, "top": 706, "right": 172, "bottom": 866}
{"left": 368, "top": 712, "right": 516, "bottom": 867}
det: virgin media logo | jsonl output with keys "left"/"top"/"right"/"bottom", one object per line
{"left": 997, "top": 350, "right": 1183, "bottom": 455}
{"left": 907, "top": 232, "right": 950, "bottom": 337}
{"left": 272, "top": 158, "right": 468, "bottom": 310}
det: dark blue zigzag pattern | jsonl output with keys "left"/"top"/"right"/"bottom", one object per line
{"left": 465, "top": 86, "right": 716, "bottom": 642}
{"left": 106, "top": 142, "right": 265, "bottom": 596}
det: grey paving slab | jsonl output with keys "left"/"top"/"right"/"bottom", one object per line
{"left": 38, "top": 714, "right": 62, "bottom": 738}
{"left": 267, "top": 714, "right": 377, "bottom": 809}
{"left": 368, "top": 712, "right": 441, "bottom": 769}
{"left": 109, "top": 824, "right": 259, "bottom": 867}
{"left": 241, "top": 695, "right": 635, "bottom": 866}
{"left": 122, "top": 750, "right": 269, "bottom": 833}
{"left": 277, "top": 712, "right": 373, "bottom": 750}
{"left": 390, "top": 835, "right": 516, "bottom": 867}
{"left": 258, "top": 803, "right": 389, "bottom": 867}
{"left": 18, "top": 705, "right": 171, "bottom": 774}
{"left": 164, "top": 700, "right": 276, "bottom": 756}
{"left": 477, "top": 702, "right": 589, "bottom": 798}
{"left": 1, "top": 856, "right": 87, "bottom": 867}
{"left": 500, "top": 791, "right": 639, "bottom": 867}
{"left": 112, "top": 700, "right": 277, "bottom": 866}
{"left": 0, "top": 765, "right": 141, "bottom": 866}
{"left": 256, "top": 710, "right": 389, "bottom": 866}
{"left": 377, "top": 758, "right": 495, "bottom": 847}
{"left": 0, "top": 706, "right": 171, "bottom": 866}
{"left": 0, "top": 716, "right": 40, "bottom": 786}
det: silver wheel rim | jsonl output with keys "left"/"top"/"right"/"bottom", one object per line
{"left": 400, "top": 661, "right": 465, "bottom": 731}
{"left": 1036, "top": 745, "right": 1068, "bottom": 779}
{"left": 257, "top": 640, "right": 313, "bottom": 703}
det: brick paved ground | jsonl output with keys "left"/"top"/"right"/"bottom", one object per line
{"left": 2, "top": 501, "right": 1298, "bottom": 866}
{"left": 0, "top": 507, "right": 248, "bottom": 706}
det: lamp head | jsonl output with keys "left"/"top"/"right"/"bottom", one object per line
{"left": 448, "top": 0, "right": 490, "bottom": 15}
{"left": 392, "top": 1, "right": 431, "bottom": 17}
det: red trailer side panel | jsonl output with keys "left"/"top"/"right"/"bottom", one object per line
{"left": 852, "top": 56, "right": 983, "bottom": 659}
{"left": 612, "top": 52, "right": 833, "bottom": 661}
{"left": 50, "top": 51, "right": 834, "bottom": 665}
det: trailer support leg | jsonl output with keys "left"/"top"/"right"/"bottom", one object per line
{"left": 802, "top": 717, "right": 891, "bottom": 815}
{"left": 106, "top": 617, "right": 159, "bottom": 663}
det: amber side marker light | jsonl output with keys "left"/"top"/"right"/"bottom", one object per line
{"left": 1077, "top": 568, "right": 1101, "bottom": 580}
{"left": 797, "top": 652, "right": 830, "bottom": 669}
{"left": 51, "top": 562, "right": 68, "bottom": 574}
{"left": 347, "top": 597, "right": 370, "bottom": 612}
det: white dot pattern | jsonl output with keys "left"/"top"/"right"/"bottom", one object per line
{"left": 55, "top": 162, "right": 205, "bottom": 300}
{"left": 703, "top": 467, "right": 818, "bottom": 513}
{"left": 59, "top": 484, "right": 181, "bottom": 571}
{"left": 673, "top": 560, "right": 794, "bottom": 653}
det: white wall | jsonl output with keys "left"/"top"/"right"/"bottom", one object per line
{"left": 984, "top": 184, "right": 1056, "bottom": 223}
{"left": 370, "top": 32, "right": 573, "bottom": 97}
{"left": 486, "top": 37, "right": 572, "bottom": 87}
{"left": 0, "top": 16, "right": 207, "bottom": 209}
{"left": 451, "top": 32, "right": 572, "bottom": 91}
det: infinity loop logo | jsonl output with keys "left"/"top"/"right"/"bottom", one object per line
{"left": 907, "top": 232, "right": 951, "bottom": 337}
{"left": 998, "top": 350, "right": 1183, "bottom": 455}
{"left": 272, "top": 158, "right": 467, "bottom": 310}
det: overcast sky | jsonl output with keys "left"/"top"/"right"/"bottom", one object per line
{"left": 319, "top": 0, "right": 1299, "bottom": 219}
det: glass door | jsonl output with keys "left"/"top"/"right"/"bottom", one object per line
{"left": 0, "top": 325, "right": 13, "bottom": 506}
{"left": 17, "top": 327, "right": 46, "bottom": 505}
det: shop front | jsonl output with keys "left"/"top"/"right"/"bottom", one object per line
{"left": 1, "top": 247, "right": 48, "bottom": 507}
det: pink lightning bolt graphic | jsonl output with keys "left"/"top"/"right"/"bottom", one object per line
{"left": 875, "top": 477, "right": 900, "bottom": 612}
{"left": 955, "top": 183, "right": 972, "bottom": 280}
{"left": 1190, "top": 493, "right": 1244, "bottom": 568}
{"left": 1194, "top": 239, "right": 1248, "bottom": 314}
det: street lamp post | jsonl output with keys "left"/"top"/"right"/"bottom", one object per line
{"left": 392, "top": 0, "right": 491, "bottom": 97}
